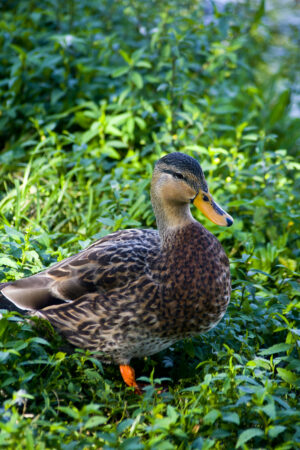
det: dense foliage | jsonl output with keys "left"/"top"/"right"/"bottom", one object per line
{"left": 0, "top": 0, "right": 299, "bottom": 448}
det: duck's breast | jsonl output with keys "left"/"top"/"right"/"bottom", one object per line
{"left": 158, "top": 222, "right": 231, "bottom": 335}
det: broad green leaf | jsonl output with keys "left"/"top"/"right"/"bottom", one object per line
{"left": 105, "top": 140, "right": 127, "bottom": 149}
{"left": 121, "top": 437, "right": 144, "bottom": 450}
{"left": 134, "top": 117, "right": 146, "bottom": 129}
{"left": 4, "top": 226, "right": 24, "bottom": 241}
{"left": 136, "top": 60, "right": 152, "bottom": 68}
{"left": 117, "top": 418, "right": 134, "bottom": 434}
{"left": 107, "top": 113, "right": 131, "bottom": 126}
{"left": 130, "top": 71, "right": 144, "bottom": 89}
{"left": 97, "top": 217, "right": 115, "bottom": 227}
{"left": 262, "top": 403, "right": 276, "bottom": 420}
{"left": 101, "top": 146, "right": 120, "bottom": 159}
{"left": 83, "top": 416, "right": 107, "bottom": 429}
{"left": 268, "top": 425, "right": 286, "bottom": 439}
{"left": 81, "top": 127, "right": 99, "bottom": 144}
{"left": 0, "top": 351, "right": 10, "bottom": 363}
{"left": 167, "top": 405, "right": 179, "bottom": 423}
{"left": 111, "top": 66, "right": 130, "bottom": 78}
{"left": 106, "top": 125, "right": 122, "bottom": 136}
{"left": 203, "top": 409, "right": 221, "bottom": 425}
{"left": 259, "top": 343, "right": 292, "bottom": 356}
{"left": 277, "top": 368, "right": 298, "bottom": 385}
{"left": 28, "top": 337, "right": 50, "bottom": 346}
{"left": 57, "top": 406, "right": 79, "bottom": 419}
{"left": 235, "top": 428, "right": 264, "bottom": 448}
{"left": 119, "top": 50, "right": 132, "bottom": 65}
{"left": 242, "top": 133, "right": 258, "bottom": 141}
{"left": 247, "top": 358, "right": 270, "bottom": 370}
{"left": 0, "top": 256, "right": 19, "bottom": 269}
{"left": 223, "top": 412, "right": 240, "bottom": 425}
{"left": 269, "top": 90, "right": 290, "bottom": 125}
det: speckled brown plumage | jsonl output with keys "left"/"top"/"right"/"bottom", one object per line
{"left": 0, "top": 152, "right": 233, "bottom": 388}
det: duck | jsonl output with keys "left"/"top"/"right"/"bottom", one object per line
{"left": 0, "top": 152, "right": 233, "bottom": 393}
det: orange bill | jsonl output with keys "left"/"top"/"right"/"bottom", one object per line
{"left": 193, "top": 191, "right": 233, "bottom": 227}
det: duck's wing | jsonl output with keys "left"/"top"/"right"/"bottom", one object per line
{"left": 0, "top": 229, "right": 159, "bottom": 311}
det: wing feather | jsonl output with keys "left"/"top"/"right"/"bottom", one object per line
{"left": 1, "top": 229, "right": 159, "bottom": 311}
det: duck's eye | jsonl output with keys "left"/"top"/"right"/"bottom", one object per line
{"left": 162, "top": 169, "right": 186, "bottom": 181}
{"left": 173, "top": 172, "right": 184, "bottom": 180}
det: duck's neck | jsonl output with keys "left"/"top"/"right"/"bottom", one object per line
{"left": 151, "top": 196, "right": 195, "bottom": 242}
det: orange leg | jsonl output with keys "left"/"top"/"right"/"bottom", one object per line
{"left": 119, "top": 365, "right": 142, "bottom": 394}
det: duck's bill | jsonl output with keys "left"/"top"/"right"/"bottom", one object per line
{"left": 193, "top": 191, "right": 233, "bottom": 227}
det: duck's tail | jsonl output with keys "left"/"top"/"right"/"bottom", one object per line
{"left": 0, "top": 281, "right": 26, "bottom": 313}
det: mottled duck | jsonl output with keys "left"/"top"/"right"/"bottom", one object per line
{"left": 0, "top": 152, "right": 233, "bottom": 393}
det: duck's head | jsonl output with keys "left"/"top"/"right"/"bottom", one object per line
{"left": 151, "top": 152, "right": 233, "bottom": 233}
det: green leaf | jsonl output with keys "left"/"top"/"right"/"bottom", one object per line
{"left": 4, "top": 226, "right": 24, "bottom": 242}
{"left": 97, "top": 217, "right": 115, "bottom": 227}
{"left": 57, "top": 406, "right": 79, "bottom": 419}
{"left": 0, "top": 351, "right": 10, "bottom": 363}
{"left": 203, "top": 409, "right": 221, "bottom": 425}
{"left": 242, "top": 133, "right": 258, "bottom": 141}
{"left": 130, "top": 71, "right": 144, "bottom": 89}
{"left": 253, "top": 0, "right": 265, "bottom": 23}
{"left": 119, "top": 50, "right": 132, "bottom": 65}
{"left": 247, "top": 358, "right": 271, "bottom": 370}
{"left": 262, "top": 403, "right": 276, "bottom": 420}
{"left": 111, "top": 66, "right": 130, "bottom": 78}
{"left": 101, "top": 145, "right": 120, "bottom": 159}
{"left": 121, "top": 437, "right": 144, "bottom": 450}
{"left": 51, "top": 89, "right": 65, "bottom": 105}
{"left": 136, "top": 60, "right": 152, "bottom": 68}
{"left": 83, "top": 416, "right": 107, "bottom": 429}
{"left": 277, "top": 368, "right": 299, "bottom": 385}
{"left": 235, "top": 429, "right": 264, "bottom": 448}
{"left": 105, "top": 125, "right": 122, "bottom": 137}
{"left": 268, "top": 425, "right": 286, "bottom": 439}
{"left": 259, "top": 343, "right": 292, "bottom": 356}
{"left": 28, "top": 337, "right": 50, "bottom": 346}
{"left": 0, "top": 256, "right": 19, "bottom": 269}
{"left": 167, "top": 405, "right": 179, "bottom": 423}
{"left": 269, "top": 90, "right": 290, "bottom": 125}
{"left": 107, "top": 113, "right": 131, "bottom": 126}
{"left": 223, "top": 412, "right": 240, "bottom": 425}
{"left": 117, "top": 418, "right": 134, "bottom": 434}
{"left": 81, "top": 127, "right": 99, "bottom": 144}
{"left": 105, "top": 140, "right": 127, "bottom": 149}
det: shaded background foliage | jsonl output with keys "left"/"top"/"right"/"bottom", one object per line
{"left": 0, "top": 0, "right": 299, "bottom": 449}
